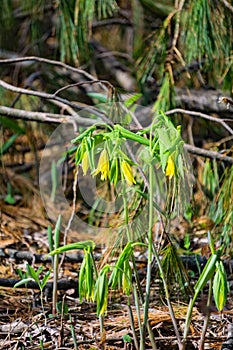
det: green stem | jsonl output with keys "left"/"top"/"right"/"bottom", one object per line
{"left": 151, "top": 243, "right": 182, "bottom": 348}
{"left": 70, "top": 315, "right": 78, "bottom": 350}
{"left": 52, "top": 253, "right": 59, "bottom": 316}
{"left": 127, "top": 301, "right": 139, "bottom": 350}
{"left": 199, "top": 279, "right": 212, "bottom": 350}
{"left": 140, "top": 158, "right": 154, "bottom": 350}
{"left": 52, "top": 215, "right": 61, "bottom": 317}
{"left": 116, "top": 124, "right": 150, "bottom": 147}
{"left": 99, "top": 315, "right": 105, "bottom": 349}
{"left": 40, "top": 288, "right": 46, "bottom": 325}
{"left": 183, "top": 297, "right": 196, "bottom": 342}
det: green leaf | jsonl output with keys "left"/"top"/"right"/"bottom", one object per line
{"left": 87, "top": 92, "right": 108, "bottom": 103}
{"left": 123, "top": 334, "right": 132, "bottom": 343}
{"left": 26, "top": 264, "right": 40, "bottom": 284}
{"left": 1, "top": 133, "right": 19, "bottom": 155}
{"left": 208, "top": 231, "right": 215, "bottom": 255}
{"left": 47, "top": 225, "right": 53, "bottom": 252}
{"left": 95, "top": 265, "right": 110, "bottom": 316}
{"left": 122, "top": 260, "right": 132, "bottom": 296}
{"left": 109, "top": 158, "right": 119, "bottom": 185}
{"left": 4, "top": 183, "right": 16, "bottom": 204}
{"left": 16, "top": 269, "right": 26, "bottom": 280}
{"left": 184, "top": 234, "right": 191, "bottom": 251}
{"left": 75, "top": 143, "right": 84, "bottom": 165}
{"left": 109, "top": 242, "right": 133, "bottom": 289}
{"left": 50, "top": 160, "right": 58, "bottom": 203}
{"left": 213, "top": 261, "right": 228, "bottom": 311}
{"left": 14, "top": 277, "right": 34, "bottom": 288}
{"left": 71, "top": 126, "right": 96, "bottom": 144}
{"left": 124, "top": 93, "right": 142, "bottom": 108}
{"left": 0, "top": 117, "right": 25, "bottom": 134}
{"left": 4, "top": 193, "right": 16, "bottom": 205}
{"left": 78, "top": 248, "right": 95, "bottom": 302}
{"left": 86, "top": 249, "right": 94, "bottom": 299}
{"left": 41, "top": 270, "right": 51, "bottom": 290}
{"left": 54, "top": 215, "right": 62, "bottom": 249}
{"left": 79, "top": 254, "right": 87, "bottom": 302}
{"left": 194, "top": 252, "right": 219, "bottom": 295}
{"left": 48, "top": 240, "right": 95, "bottom": 256}
{"left": 177, "top": 153, "right": 185, "bottom": 179}
{"left": 56, "top": 300, "right": 69, "bottom": 315}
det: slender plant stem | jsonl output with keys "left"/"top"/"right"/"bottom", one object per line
{"left": 132, "top": 256, "right": 144, "bottom": 304}
{"left": 99, "top": 315, "right": 104, "bottom": 333}
{"left": 134, "top": 285, "right": 143, "bottom": 335}
{"left": 199, "top": 279, "right": 212, "bottom": 350}
{"left": 133, "top": 272, "right": 158, "bottom": 350}
{"left": 40, "top": 288, "right": 46, "bottom": 325}
{"left": 52, "top": 215, "right": 61, "bottom": 316}
{"left": 135, "top": 285, "right": 158, "bottom": 350}
{"left": 121, "top": 161, "right": 157, "bottom": 349}
{"left": 182, "top": 297, "right": 195, "bottom": 349}
{"left": 70, "top": 315, "right": 78, "bottom": 350}
{"left": 127, "top": 303, "right": 139, "bottom": 350}
{"left": 140, "top": 158, "right": 154, "bottom": 350}
{"left": 52, "top": 253, "right": 59, "bottom": 316}
{"left": 151, "top": 244, "right": 182, "bottom": 348}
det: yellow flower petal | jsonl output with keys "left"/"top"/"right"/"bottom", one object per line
{"left": 93, "top": 149, "right": 110, "bottom": 181}
{"left": 81, "top": 152, "right": 89, "bottom": 175}
{"left": 165, "top": 155, "right": 175, "bottom": 179}
{"left": 121, "top": 160, "right": 136, "bottom": 186}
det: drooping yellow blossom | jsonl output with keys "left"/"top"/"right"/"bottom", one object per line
{"left": 165, "top": 155, "right": 175, "bottom": 179}
{"left": 121, "top": 160, "right": 136, "bottom": 186}
{"left": 81, "top": 152, "right": 89, "bottom": 175}
{"left": 93, "top": 149, "right": 110, "bottom": 181}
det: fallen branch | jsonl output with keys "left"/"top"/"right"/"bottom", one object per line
{"left": 0, "top": 106, "right": 232, "bottom": 163}
{"left": 166, "top": 108, "right": 233, "bottom": 136}
{"left": 184, "top": 144, "right": 233, "bottom": 164}
{"left": 0, "top": 277, "right": 78, "bottom": 292}
{"left": 219, "top": 0, "right": 233, "bottom": 13}
{"left": 0, "top": 247, "right": 211, "bottom": 273}
{"left": 0, "top": 79, "right": 111, "bottom": 124}
{"left": 0, "top": 105, "right": 95, "bottom": 126}
{"left": 175, "top": 87, "right": 233, "bottom": 114}
{"left": 1, "top": 248, "right": 101, "bottom": 263}
{"left": 0, "top": 56, "right": 104, "bottom": 86}
{"left": 1, "top": 55, "right": 233, "bottom": 114}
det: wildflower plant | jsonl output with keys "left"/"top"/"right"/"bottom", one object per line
{"left": 73, "top": 125, "right": 138, "bottom": 188}
{"left": 40, "top": 103, "right": 193, "bottom": 350}
{"left": 72, "top": 111, "right": 191, "bottom": 224}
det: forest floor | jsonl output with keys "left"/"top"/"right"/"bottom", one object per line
{"left": 0, "top": 137, "right": 232, "bottom": 350}
{"left": 1, "top": 200, "right": 232, "bottom": 350}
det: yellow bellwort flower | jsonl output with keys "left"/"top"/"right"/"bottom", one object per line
{"left": 81, "top": 152, "right": 89, "bottom": 175}
{"left": 121, "top": 160, "right": 136, "bottom": 186}
{"left": 165, "top": 155, "right": 175, "bottom": 179}
{"left": 93, "top": 149, "right": 110, "bottom": 181}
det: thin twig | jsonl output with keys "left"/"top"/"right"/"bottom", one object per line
{"left": 0, "top": 56, "right": 106, "bottom": 88}
{"left": 184, "top": 144, "right": 233, "bottom": 164}
{"left": 219, "top": 0, "right": 233, "bottom": 13}
{"left": 58, "top": 167, "right": 79, "bottom": 271}
{"left": 53, "top": 80, "right": 115, "bottom": 96}
{"left": 0, "top": 79, "right": 110, "bottom": 124}
{"left": 172, "top": 0, "right": 186, "bottom": 49}
{"left": 92, "top": 18, "right": 131, "bottom": 28}
{"left": 166, "top": 108, "right": 233, "bottom": 136}
{"left": 0, "top": 105, "right": 90, "bottom": 124}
